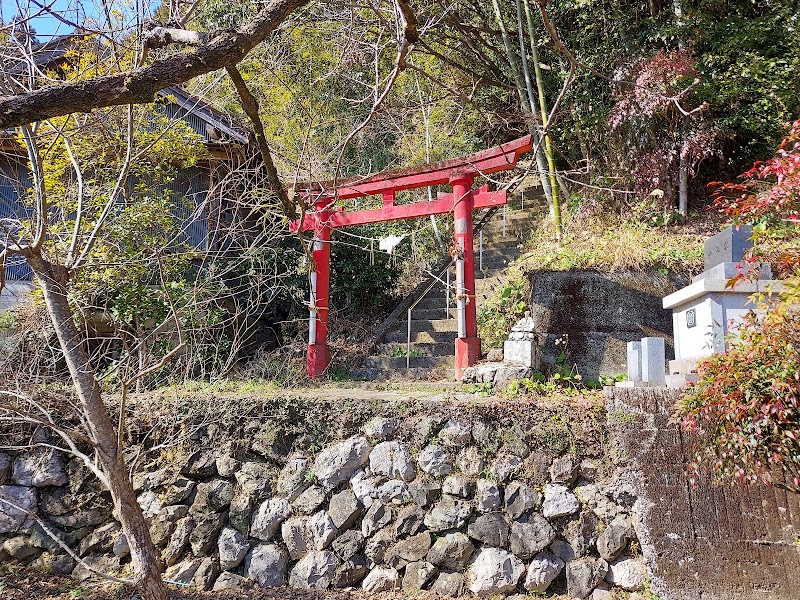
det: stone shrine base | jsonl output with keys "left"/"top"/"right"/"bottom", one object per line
{"left": 461, "top": 362, "right": 533, "bottom": 389}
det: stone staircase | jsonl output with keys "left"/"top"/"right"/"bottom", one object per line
{"left": 352, "top": 193, "right": 545, "bottom": 381}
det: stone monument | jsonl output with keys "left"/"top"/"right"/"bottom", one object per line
{"left": 616, "top": 336, "right": 667, "bottom": 388}
{"left": 462, "top": 313, "right": 542, "bottom": 389}
{"left": 503, "top": 311, "right": 542, "bottom": 369}
{"left": 661, "top": 225, "right": 781, "bottom": 386}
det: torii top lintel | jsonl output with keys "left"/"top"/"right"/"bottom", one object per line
{"left": 289, "top": 135, "right": 531, "bottom": 233}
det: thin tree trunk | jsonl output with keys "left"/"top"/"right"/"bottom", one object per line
{"left": 490, "top": 0, "right": 553, "bottom": 207}
{"left": 674, "top": 0, "right": 688, "bottom": 219}
{"left": 27, "top": 254, "right": 168, "bottom": 600}
{"left": 420, "top": 91, "right": 447, "bottom": 253}
{"left": 678, "top": 131, "right": 689, "bottom": 217}
{"left": 650, "top": 0, "right": 661, "bottom": 18}
{"left": 521, "top": 0, "right": 561, "bottom": 239}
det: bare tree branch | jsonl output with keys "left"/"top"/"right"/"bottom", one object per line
{"left": 143, "top": 26, "right": 210, "bottom": 49}
{"left": 225, "top": 65, "right": 297, "bottom": 218}
{"left": 333, "top": 0, "right": 419, "bottom": 185}
{"left": 0, "top": 0, "right": 310, "bottom": 129}
{"left": 0, "top": 495, "right": 133, "bottom": 585}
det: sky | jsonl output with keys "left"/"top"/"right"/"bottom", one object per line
{"left": 2, "top": 0, "right": 153, "bottom": 42}
{"left": 1, "top": 0, "right": 87, "bottom": 39}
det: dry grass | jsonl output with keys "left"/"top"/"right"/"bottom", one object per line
{"left": 517, "top": 210, "right": 720, "bottom": 276}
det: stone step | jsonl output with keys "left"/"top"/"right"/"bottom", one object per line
{"left": 410, "top": 298, "right": 449, "bottom": 311}
{"left": 362, "top": 355, "right": 454, "bottom": 370}
{"left": 481, "top": 214, "right": 539, "bottom": 229}
{"left": 477, "top": 238, "right": 524, "bottom": 250}
{"left": 476, "top": 258, "right": 515, "bottom": 271}
{"left": 385, "top": 319, "right": 458, "bottom": 334}
{"left": 481, "top": 218, "right": 534, "bottom": 232}
{"left": 384, "top": 330, "right": 455, "bottom": 344}
{"left": 409, "top": 275, "right": 509, "bottom": 311}
{"left": 384, "top": 324, "right": 458, "bottom": 344}
{"left": 406, "top": 308, "right": 454, "bottom": 321}
{"left": 474, "top": 234, "right": 524, "bottom": 246}
{"left": 487, "top": 207, "right": 542, "bottom": 220}
{"left": 375, "top": 342, "right": 454, "bottom": 357}
{"left": 475, "top": 245, "right": 519, "bottom": 256}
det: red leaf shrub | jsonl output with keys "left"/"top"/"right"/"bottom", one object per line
{"left": 609, "top": 51, "right": 719, "bottom": 205}
{"left": 711, "top": 119, "right": 800, "bottom": 226}
{"left": 681, "top": 285, "right": 800, "bottom": 491}
{"left": 682, "top": 120, "right": 800, "bottom": 492}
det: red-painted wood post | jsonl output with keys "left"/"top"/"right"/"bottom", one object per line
{"left": 451, "top": 175, "right": 480, "bottom": 378}
{"left": 308, "top": 202, "right": 332, "bottom": 378}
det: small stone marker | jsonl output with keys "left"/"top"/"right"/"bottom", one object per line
{"left": 503, "top": 312, "right": 541, "bottom": 369}
{"left": 640, "top": 337, "right": 665, "bottom": 387}
{"left": 626, "top": 341, "right": 642, "bottom": 383}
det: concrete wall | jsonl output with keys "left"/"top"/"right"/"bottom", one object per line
{"left": 527, "top": 271, "right": 684, "bottom": 379}
{"left": 607, "top": 387, "right": 800, "bottom": 600}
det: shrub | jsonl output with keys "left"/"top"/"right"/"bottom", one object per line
{"left": 680, "top": 281, "right": 799, "bottom": 491}
{"left": 681, "top": 119, "right": 800, "bottom": 492}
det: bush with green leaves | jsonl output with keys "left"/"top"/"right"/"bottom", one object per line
{"left": 477, "top": 274, "right": 529, "bottom": 348}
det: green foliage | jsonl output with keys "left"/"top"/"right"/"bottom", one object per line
{"left": 330, "top": 234, "right": 402, "bottom": 316}
{"left": 421, "top": 0, "right": 799, "bottom": 211}
{"left": 520, "top": 208, "right": 706, "bottom": 275}
{"left": 325, "top": 365, "right": 351, "bottom": 382}
{"left": 477, "top": 274, "right": 529, "bottom": 348}
{"left": 691, "top": 6, "right": 800, "bottom": 169}
{"left": 502, "top": 338, "right": 617, "bottom": 397}
{"left": 464, "top": 381, "right": 495, "bottom": 397}
{"left": 0, "top": 311, "right": 17, "bottom": 332}
{"left": 596, "top": 373, "right": 627, "bottom": 387}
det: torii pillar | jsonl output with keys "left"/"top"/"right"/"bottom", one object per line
{"left": 451, "top": 175, "right": 480, "bottom": 379}
{"left": 307, "top": 200, "right": 332, "bottom": 378}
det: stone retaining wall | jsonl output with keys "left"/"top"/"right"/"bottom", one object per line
{"left": 527, "top": 271, "right": 684, "bottom": 379}
{"left": 0, "top": 396, "right": 644, "bottom": 598}
{"left": 2, "top": 389, "right": 796, "bottom": 599}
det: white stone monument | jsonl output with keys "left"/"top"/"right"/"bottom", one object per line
{"left": 662, "top": 225, "right": 780, "bottom": 383}
{"left": 616, "top": 337, "right": 666, "bottom": 388}
{"left": 503, "top": 312, "right": 542, "bottom": 369}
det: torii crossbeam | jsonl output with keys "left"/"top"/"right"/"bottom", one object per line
{"left": 290, "top": 135, "right": 532, "bottom": 379}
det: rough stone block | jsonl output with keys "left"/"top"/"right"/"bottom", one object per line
{"left": 503, "top": 339, "right": 541, "bottom": 369}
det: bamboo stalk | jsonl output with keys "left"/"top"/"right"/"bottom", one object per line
{"left": 523, "top": 0, "right": 562, "bottom": 239}
{"left": 490, "top": 0, "right": 553, "bottom": 207}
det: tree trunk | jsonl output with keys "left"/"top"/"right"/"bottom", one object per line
{"left": 521, "top": 0, "right": 561, "bottom": 239}
{"left": 650, "top": 0, "right": 661, "bottom": 18}
{"left": 27, "top": 253, "right": 168, "bottom": 600}
{"left": 678, "top": 144, "right": 689, "bottom": 218}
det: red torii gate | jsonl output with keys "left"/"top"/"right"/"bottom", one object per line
{"left": 290, "top": 135, "right": 532, "bottom": 379}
